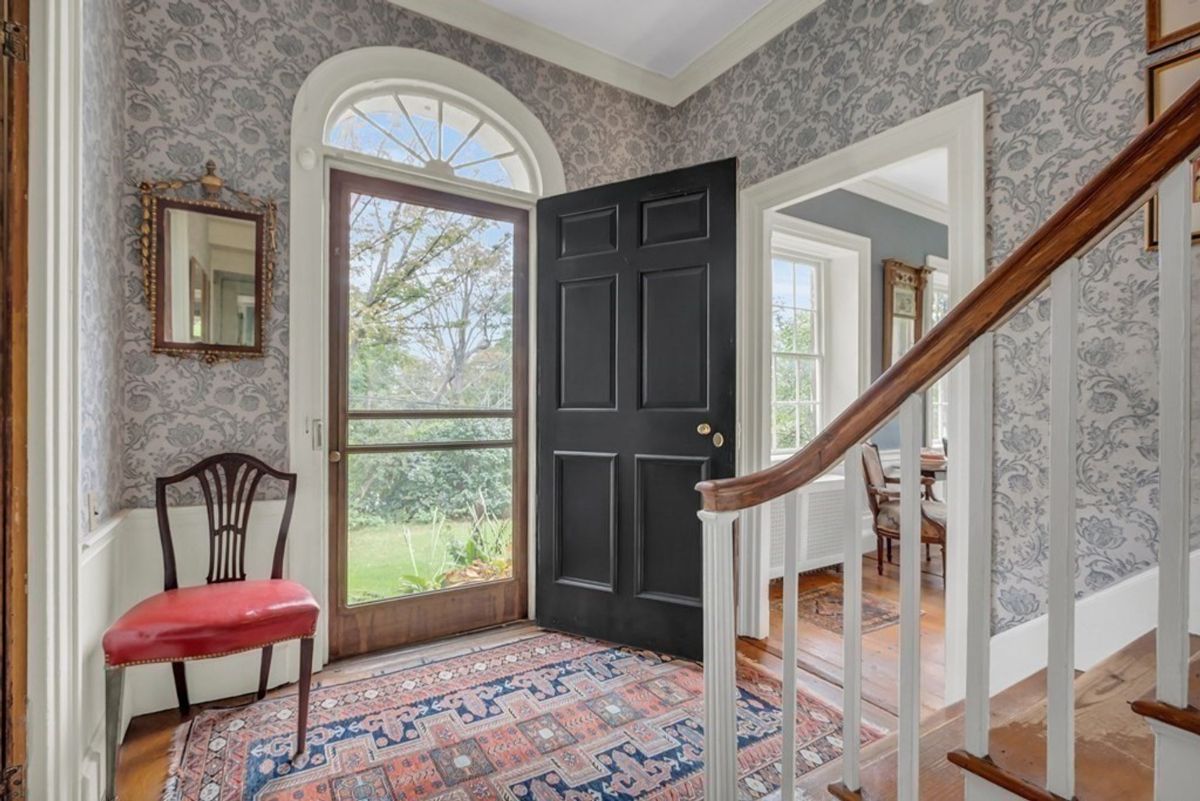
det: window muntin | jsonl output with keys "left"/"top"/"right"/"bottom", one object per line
{"left": 327, "top": 89, "right": 533, "bottom": 193}
{"left": 771, "top": 254, "right": 824, "bottom": 456}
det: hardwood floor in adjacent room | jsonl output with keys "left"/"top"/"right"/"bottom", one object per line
{"left": 738, "top": 550, "right": 946, "bottom": 725}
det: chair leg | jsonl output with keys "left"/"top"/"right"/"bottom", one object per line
{"left": 296, "top": 637, "right": 314, "bottom": 757}
{"left": 942, "top": 544, "right": 948, "bottom": 579}
{"left": 926, "top": 543, "right": 931, "bottom": 562}
{"left": 876, "top": 536, "right": 884, "bottom": 576}
{"left": 257, "top": 644, "right": 274, "bottom": 700}
{"left": 172, "top": 661, "right": 190, "bottom": 716}
{"left": 886, "top": 539, "right": 893, "bottom": 563}
{"left": 105, "top": 667, "right": 125, "bottom": 801}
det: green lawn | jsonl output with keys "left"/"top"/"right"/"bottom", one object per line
{"left": 345, "top": 520, "right": 510, "bottom": 604}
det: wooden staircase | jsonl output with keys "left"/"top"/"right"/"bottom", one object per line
{"left": 795, "top": 632, "right": 1198, "bottom": 800}
{"left": 696, "top": 75, "right": 1200, "bottom": 801}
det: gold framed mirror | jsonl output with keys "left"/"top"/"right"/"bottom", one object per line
{"left": 139, "top": 161, "right": 277, "bottom": 362}
{"left": 882, "top": 258, "right": 931, "bottom": 370}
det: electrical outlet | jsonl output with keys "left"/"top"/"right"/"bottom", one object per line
{"left": 86, "top": 492, "right": 100, "bottom": 532}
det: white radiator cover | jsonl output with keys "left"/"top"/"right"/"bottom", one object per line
{"left": 768, "top": 475, "right": 874, "bottom": 577}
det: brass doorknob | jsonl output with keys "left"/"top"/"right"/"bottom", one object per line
{"left": 329, "top": 450, "right": 342, "bottom": 463}
{"left": 697, "top": 423, "right": 712, "bottom": 436}
{"left": 712, "top": 432, "right": 725, "bottom": 448}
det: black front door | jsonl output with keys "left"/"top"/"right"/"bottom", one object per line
{"left": 536, "top": 159, "right": 736, "bottom": 659}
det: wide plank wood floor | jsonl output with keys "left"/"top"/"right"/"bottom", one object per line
{"left": 747, "top": 550, "right": 946, "bottom": 721}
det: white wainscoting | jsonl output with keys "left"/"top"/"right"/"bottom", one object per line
{"left": 79, "top": 512, "right": 125, "bottom": 801}
{"left": 75, "top": 500, "right": 304, "bottom": 773}
{"left": 988, "top": 549, "right": 1200, "bottom": 695}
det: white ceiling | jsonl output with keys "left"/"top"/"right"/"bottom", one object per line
{"left": 842, "top": 149, "right": 949, "bottom": 224}
{"left": 479, "top": 0, "right": 774, "bottom": 78}
{"left": 866, "top": 149, "right": 949, "bottom": 206}
{"left": 393, "top": 0, "right": 825, "bottom": 106}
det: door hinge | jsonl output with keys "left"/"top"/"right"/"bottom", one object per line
{"left": 2, "top": 765, "right": 25, "bottom": 801}
{"left": 2, "top": 21, "right": 28, "bottom": 63}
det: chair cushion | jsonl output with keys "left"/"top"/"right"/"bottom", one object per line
{"left": 876, "top": 499, "right": 947, "bottom": 531}
{"left": 103, "top": 579, "right": 319, "bottom": 667}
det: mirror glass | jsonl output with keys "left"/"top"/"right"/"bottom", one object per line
{"left": 161, "top": 207, "right": 259, "bottom": 348}
{"left": 891, "top": 316, "right": 915, "bottom": 365}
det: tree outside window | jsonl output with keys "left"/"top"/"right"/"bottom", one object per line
{"left": 771, "top": 254, "right": 823, "bottom": 456}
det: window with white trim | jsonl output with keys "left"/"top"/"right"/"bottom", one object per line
{"left": 771, "top": 252, "right": 824, "bottom": 456}
{"left": 926, "top": 266, "right": 951, "bottom": 448}
{"left": 326, "top": 88, "right": 534, "bottom": 192}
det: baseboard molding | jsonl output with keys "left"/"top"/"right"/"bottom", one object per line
{"left": 79, "top": 719, "right": 105, "bottom": 801}
{"left": 988, "top": 550, "right": 1200, "bottom": 695}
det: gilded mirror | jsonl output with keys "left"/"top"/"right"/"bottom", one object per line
{"left": 881, "top": 258, "right": 930, "bottom": 370}
{"left": 140, "top": 162, "right": 277, "bottom": 362}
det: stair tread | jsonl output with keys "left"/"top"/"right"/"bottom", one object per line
{"left": 801, "top": 632, "right": 1197, "bottom": 800}
{"left": 1130, "top": 643, "right": 1200, "bottom": 735}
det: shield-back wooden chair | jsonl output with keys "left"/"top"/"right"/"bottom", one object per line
{"left": 101, "top": 454, "right": 318, "bottom": 801}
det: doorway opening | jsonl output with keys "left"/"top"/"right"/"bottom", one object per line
{"left": 736, "top": 93, "right": 988, "bottom": 716}
{"left": 327, "top": 171, "right": 529, "bottom": 658}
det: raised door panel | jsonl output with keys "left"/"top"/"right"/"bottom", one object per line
{"left": 635, "top": 455, "right": 708, "bottom": 606}
{"left": 640, "top": 265, "right": 708, "bottom": 409}
{"left": 553, "top": 452, "right": 617, "bottom": 591}
{"left": 558, "top": 276, "right": 617, "bottom": 410}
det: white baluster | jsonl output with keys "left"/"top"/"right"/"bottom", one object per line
{"left": 898, "top": 395, "right": 923, "bottom": 801}
{"left": 842, "top": 450, "right": 864, "bottom": 792}
{"left": 1157, "top": 160, "right": 1193, "bottom": 710}
{"left": 781, "top": 491, "right": 801, "bottom": 800}
{"left": 1047, "top": 258, "right": 1079, "bottom": 798}
{"left": 699, "top": 509, "right": 740, "bottom": 800}
{"left": 964, "top": 334, "right": 994, "bottom": 757}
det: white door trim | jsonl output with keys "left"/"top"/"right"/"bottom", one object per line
{"left": 288, "top": 47, "right": 564, "bottom": 666}
{"left": 736, "top": 92, "right": 988, "bottom": 706}
{"left": 27, "top": 0, "right": 85, "bottom": 798}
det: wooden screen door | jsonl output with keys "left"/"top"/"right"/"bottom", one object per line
{"left": 1, "top": 0, "right": 27, "bottom": 795}
{"left": 535, "top": 159, "right": 737, "bottom": 660}
{"left": 328, "top": 169, "right": 529, "bottom": 659}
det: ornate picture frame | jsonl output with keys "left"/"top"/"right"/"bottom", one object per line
{"left": 139, "top": 161, "right": 277, "bottom": 362}
{"left": 1145, "top": 46, "right": 1200, "bottom": 249}
{"left": 1147, "top": 0, "right": 1200, "bottom": 53}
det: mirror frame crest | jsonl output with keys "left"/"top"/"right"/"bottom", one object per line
{"left": 139, "top": 160, "right": 277, "bottom": 363}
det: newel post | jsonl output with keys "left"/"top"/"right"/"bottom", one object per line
{"left": 699, "top": 509, "right": 740, "bottom": 799}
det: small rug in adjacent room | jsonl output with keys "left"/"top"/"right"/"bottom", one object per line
{"left": 163, "top": 629, "right": 884, "bottom": 800}
{"left": 770, "top": 584, "right": 903, "bottom": 635}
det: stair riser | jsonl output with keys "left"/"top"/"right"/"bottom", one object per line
{"left": 1147, "top": 719, "right": 1200, "bottom": 801}
{"left": 964, "top": 774, "right": 1029, "bottom": 801}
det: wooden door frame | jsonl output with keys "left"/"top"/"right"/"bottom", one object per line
{"left": 2, "top": 0, "right": 28, "bottom": 794}
{"left": 326, "top": 168, "right": 530, "bottom": 659}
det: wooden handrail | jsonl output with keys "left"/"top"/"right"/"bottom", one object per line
{"left": 697, "top": 78, "right": 1200, "bottom": 512}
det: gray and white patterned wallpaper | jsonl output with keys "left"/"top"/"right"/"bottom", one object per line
{"left": 117, "top": 0, "right": 668, "bottom": 507}
{"left": 83, "top": 0, "right": 1193, "bottom": 632}
{"left": 661, "top": 0, "right": 1197, "bottom": 631}
{"left": 80, "top": 0, "right": 128, "bottom": 526}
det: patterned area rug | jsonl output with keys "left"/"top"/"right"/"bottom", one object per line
{"left": 770, "top": 585, "right": 903, "bottom": 635}
{"left": 164, "top": 629, "right": 883, "bottom": 800}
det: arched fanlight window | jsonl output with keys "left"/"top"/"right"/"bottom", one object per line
{"left": 326, "top": 88, "right": 535, "bottom": 193}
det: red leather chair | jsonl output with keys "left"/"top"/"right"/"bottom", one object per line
{"left": 102, "top": 454, "right": 318, "bottom": 801}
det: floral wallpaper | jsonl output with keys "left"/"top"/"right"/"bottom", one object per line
{"left": 661, "top": 0, "right": 1198, "bottom": 631}
{"left": 80, "top": 0, "right": 128, "bottom": 526}
{"left": 118, "top": 0, "right": 668, "bottom": 506}
{"left": 90, "top": 0, "right": 1193, "bottom": 631}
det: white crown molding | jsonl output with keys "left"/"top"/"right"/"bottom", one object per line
{"left": 389, "top": 0, "right": 824, "bottom": 107}
{"left": 843, "top": 176, "right": 950, "bottom": 225}
{"left": 668, "top": 0, "right": 823, "bottom": 103}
